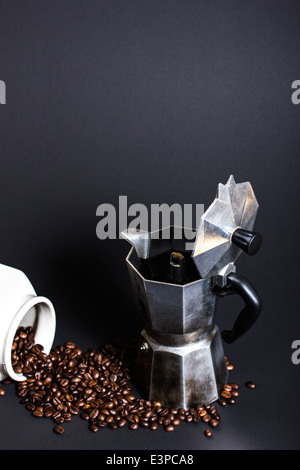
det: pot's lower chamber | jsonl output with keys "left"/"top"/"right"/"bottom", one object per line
{"left": 134, "top": 326, "right": 228, "bottom": 409}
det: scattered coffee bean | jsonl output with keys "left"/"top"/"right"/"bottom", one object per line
{"left": 230, "top": 383, "right": 239, "bottom": 390}
{"left": 227, "top": 398, "right": 236, "bottom": 405}
{"left": 89, "top": 424, "right": 99, "bottom": 433}
{"left": 246, "top": 381, "right": 256, "bottom": 389}
{"left": 204, "top": 429, "right": 212, "bottom": 437}
{"left": 172, "top": 418, "right": 181, "bottom": 426}
{"left": 164, "top": 424, "right": 175, "bottom": 432}
{"left": 221, "top": 390, "right": 231, "bottom": 399}
{"left": 210, "top": 419, "right": 219, "bottom": 427}
{"left": 218, "top": 398, "right": 227, "bottom": 407}
{"left": 223, "top": 384, "right": 232, "bottom": 392}
{"left": 53, "top": 425, "right": 64, "bottom": 434}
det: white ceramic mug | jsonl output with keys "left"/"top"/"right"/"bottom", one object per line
{"left": 0, "top": 263, "right": 56, "bottom": 382}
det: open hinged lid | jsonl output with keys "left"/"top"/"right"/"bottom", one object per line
{"left": 192, "top": 175, "right": 261, "bottom": 280}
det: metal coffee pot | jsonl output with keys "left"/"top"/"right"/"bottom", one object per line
{"left": 121, "top": 176, "right": 262, "bottom": 409}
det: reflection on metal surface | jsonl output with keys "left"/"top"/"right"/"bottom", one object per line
{"left": 192, "top": 175, "right": 259, "bottom": 279}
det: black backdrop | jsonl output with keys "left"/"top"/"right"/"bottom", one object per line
{"left": 0, "top": 0, "right": 299, "bottom": 451}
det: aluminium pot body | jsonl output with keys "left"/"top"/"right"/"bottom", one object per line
{"left": 122, "top": 176, "right": 262, "bottom": 408}
{"left": 125, "top": 241, "right": 228, "bottom": 409}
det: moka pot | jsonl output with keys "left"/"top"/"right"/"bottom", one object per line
{"left": 121, "top": 176, "right": 262, "bottom": 409}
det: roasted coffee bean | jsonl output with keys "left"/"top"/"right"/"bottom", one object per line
{"left": 26, "top": 403, "right": 35, "bottom": 411}
{"left": 98, "top": 422, "right": 108, "bottom": 428}
{"left": 202, "top": 414, "right": 211, "bottom": 423}
{"left": 139, "top": 421, "right": 149, "bottom": 428}
{"left": 223, "top": 384, "right": 232, "bottom": 392}
{"left": 204, "top": 429, "right": 212, "bottom": 437}
{"left": 54, "top": 416, "right": 64, "bottom": 424}
{"left": 117, "top": 418, "right": 127, "bottom": 428}
{"left": 52, "top": 411, "right": 62, "bottom": 420}
{"left": 97, "top": 413, "right": 106, "bottom": 422}
{"left": 246, "top": 381, "right": 256, "bottom": 389}
{"left": 53, "top": 425, "right": 64, "bottom": 434}
{"left": 2, "top": 379, "right": 12, "bottom": 385}
{"left": 221, "top": 390, "right": 231, "bottom": 399}
{"left": 60, "top": 378, "right": 69, "bottom": 387}
{"left": 127, "top": 395, "right": 135, "bottom": 402}
{"left": 108, "top": 422, "right": 118, "bottom": 430}
{"left": 210, "top": 419, "right": 219, "bottom": 427}
{"left": 230, "top": 383, "right": 240, "bottom": 390}
{"left": 185, "top": 415, "right": 193, "bottom": 423}
{"left": 153, "top": 401, "right": 162, "bottom": 408}
{"left": 63, "top": 412, "right": 72, "bottom": 422}
{"left": 150, "top": 415, "right": 158, "bottom": 422}
{"left": 209, "top": 406, "right": 218, "bottom": 415}
{"left": 164, "top": 424, "right": 175, "bottom": 432}
{"left": 75, "top": 400, "right": 85, "bottom": 408}
{"left": 89, "top": 424, "right": 99, "bottom": 433}
{"left": 150, "top": 422, "right": 158, "bottom": 430}
{"left": 227, "top": 398, "right": 236, "bottom": 405}
{"left": 129, "top": 423, "right": 139, "bottom": 430}
{"left": 89, "top": 409, "right": 99, "bottom": 419}
{"left": 69, "top": 406, "right": 79, "bottom": 415}
{"left": 0, "top": 388, "right": 6, "bottom": 396}
{"left": 218, "top": 398, "right": 227, "bottom": 406}
{"left": 110, "top": 374, "right": 117, "bottom": 382}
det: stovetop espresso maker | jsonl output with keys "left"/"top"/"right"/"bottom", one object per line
{"left": 121, "top": 176, "right": 262, "bottom": 409}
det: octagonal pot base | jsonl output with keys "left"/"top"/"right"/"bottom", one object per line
{"left": 134, "top": 326, "right": 228, "bottom": 409}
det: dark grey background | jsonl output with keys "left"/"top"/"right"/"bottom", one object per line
{"left": 0, "top": 0, "right": 299, "bottom": 451}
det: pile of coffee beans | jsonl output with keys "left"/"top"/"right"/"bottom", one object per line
{"left": 0, "top": 326, "right": 256, "bottom": 438}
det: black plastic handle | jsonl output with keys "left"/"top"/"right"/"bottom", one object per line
{"left": 231, "top": 228, "right": 263, "bottom": 256}
{"left": 214, "top": 272, "right": 262, "bottom": 344}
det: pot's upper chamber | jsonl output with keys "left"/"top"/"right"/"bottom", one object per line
{"left": 121, "top": 176, "right": 261, "bottom": 337}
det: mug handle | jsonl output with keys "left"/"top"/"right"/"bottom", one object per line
{"left": 214, "top": 272, "right": 262, "bottom": 344}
